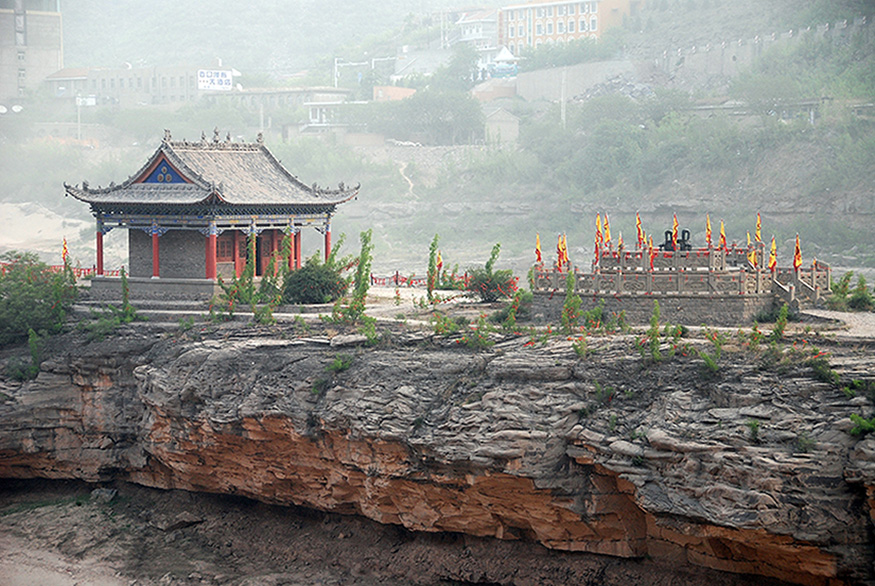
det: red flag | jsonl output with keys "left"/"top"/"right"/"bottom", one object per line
{"left": 793, "top": 234, "right": 802, "bottom": 271}
{"left": 535, "top": 233, "right": 542, "bottom": 264}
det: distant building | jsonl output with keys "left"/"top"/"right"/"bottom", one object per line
{"left": 44, "top": 64, "right": 235, "bottom": 108}
{"left": 373, "top": 86, "right": 416, "bottom": 102}
{"left": 498, "top": 0, "right": 643, "bottom": 55}
{"left": 203, "top": 86, "right": 351, "bottom": 113}
{"left": 453, "top": 9, "right": 501, "bottom": 71}
{"left": 485, "top": 107, "right": 520, "bottom": 144}
{"left": 0, "top": 0, "right": 62, "bottom": 102}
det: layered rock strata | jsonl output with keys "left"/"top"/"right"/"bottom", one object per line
{"left": 1, "top": 324, "right": 873, "bottom": 585}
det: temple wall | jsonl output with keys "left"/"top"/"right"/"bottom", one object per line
{"left": 129, "top": 230, "right": 206, "bottom": 279}
{"left": 531, "top": 291, "right": 776, "bottom": 327}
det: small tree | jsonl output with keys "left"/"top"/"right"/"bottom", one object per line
{"left": 427, "top": 234, "right": 439, "bottom": 302}
{"left": 467, "top": 243, "right": 517, "bottom": 302}
{"left": 0, "top": 251, "right": 77, "bottom": 346}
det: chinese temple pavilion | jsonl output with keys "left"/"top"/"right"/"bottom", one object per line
{"left": 66, "top": 130, "right": 358, "bottom": 299}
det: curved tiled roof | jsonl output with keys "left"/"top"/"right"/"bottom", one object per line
{"left": 65, "top": 135, "right": 358, "bottom": 208}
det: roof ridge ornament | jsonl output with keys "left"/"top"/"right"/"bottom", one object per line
{"left": 213, "top": 127, "right": 220, "bottom": 143}
{"left": 163, "top": 129, "right": 172, "bottom": 143}
{"left": 201, "top": 130, "right": 207, "bottom": 143}
{"left": 256, "top": 132, "right": 264, "bottom": 145}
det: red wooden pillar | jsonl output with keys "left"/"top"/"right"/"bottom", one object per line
{"left": 151, "top": 225, "right": 160, "bottom": 278}
{"left": 294, "top": 230, "right": 302, "bottom": 270}
{"left": 324, "top": 226, "right": 331, "bottom": 262}
{"left": 289, "top": 232, "right": 295, "bottom": 271}
{"left": 205, "top": 222, "right": 217, "bottom": 280}
{"left": 95, "top": 222, "right": 104, "bottom": 276}
{"left": 270, "top": 229, "right": 279, "bottom": 275}
{"left": 234, "top": 231, "right": 244, "bottom": 278}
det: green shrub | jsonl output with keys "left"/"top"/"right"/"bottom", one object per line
{"left": 0, "top": 251, "right": 78, "bottom": 346}
{"left": 561, "top": 273, "right": 582, "bottom": 334}
{"left": 771, "top": 303, "right": 789, "bottom": 341}
{"left": 326, "top": 353, "right": 354, "bottom": 373}
{"left": 282, "top": 256, "right": 348, "bottom": 304}
{"left": 461, "top": 313, "right": 494, "bottom": 350}
{"left": 848, "top": 275, "right": 874, "bottom": 311}
{"left": 467, "top": 243, "right": 517, "bottom": 303}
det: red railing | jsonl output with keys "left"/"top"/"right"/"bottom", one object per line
{"left": 0, "top": 263, "right": 121, "bottom": 278}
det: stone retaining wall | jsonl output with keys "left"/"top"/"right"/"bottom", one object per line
{"left": 532, "top": 291, "right": 775, "bottom": 327}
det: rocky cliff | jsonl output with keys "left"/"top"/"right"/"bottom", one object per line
{"left": 1, "top": 320, "right": 874, "bottom": 585}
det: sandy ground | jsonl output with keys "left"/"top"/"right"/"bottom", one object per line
{"left": 0, "top": 533, "right": 128, "bottom": 586}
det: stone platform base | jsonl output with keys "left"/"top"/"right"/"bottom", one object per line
{"left": 87, "top": 277, "right": 222, "bottom": 302}
{"left": 532, "top": 291, "right": 777, "bottom": 327}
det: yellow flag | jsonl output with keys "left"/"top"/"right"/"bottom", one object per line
{"left": 604, "top": 214, "right": 611, "bottom": 244}
{"left": 768, "top": 236, "right": 777, "bottom": 271}
{"left": 755, "top": 213, "right": 762, "bottom": 243}
{"left": 705, "top": 214, "right": 712, "bottom": 247}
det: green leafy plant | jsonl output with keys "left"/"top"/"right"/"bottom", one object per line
{"left": 561, "top": 272, "right": 582, "bottom": 334}
{"left": 636, "top": 300, "right": 662, "bottom": 362}
{"left": 849, "top": 413, "right": 875, "bottom": 437}
{"left": 771, "top": 303, "right": 789, "bottom": 341}
{"left": 427, "top": 233, "right": 439, "bottom": 302}
{"left": 6, "top": 328, "right": 42, "bottom": 381}
{"left": 746, "top": 419, "right": 761, "bottom": 443}
{"left": 467, "top": 243, "right": 517, "bottom": 303}
{"left": 848, "top": 275, "right": 874, "bottom": 311}
{"left": 332, "top": 229, "right": 374, "bottom": 324}
{"left": 282, "top": 255, "right": 348, "bottom": 305}
{"left": 572, "top": 335, "right": 588, "bottom": 358}
{"left": 0, "top": 251, "right": 78, "bottom": 346}
{"left": 460, "top": 313, "right": 494, "bottom": 350}
{"left": 431, "top": 312, "right": 460, "bottom": 335}
{"left": 325, "top": 353, "right": 354, "bottom": 373}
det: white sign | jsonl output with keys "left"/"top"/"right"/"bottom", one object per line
{"left": 197, "top": 70, "right": 233, "bottom": 91}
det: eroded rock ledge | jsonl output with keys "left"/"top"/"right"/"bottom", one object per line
{"left": 1, "top": 323, "right": 874, "bottom": 585}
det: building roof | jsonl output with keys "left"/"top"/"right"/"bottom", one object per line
{"left": 45, "top": 67, "right": 89, "bottom": 80}
{"left": 65, "top": 131, "right": 358, "bottom": 209}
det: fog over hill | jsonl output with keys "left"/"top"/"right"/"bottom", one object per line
{"left": 61, "top": 0, "right": 501, "bottom": 73}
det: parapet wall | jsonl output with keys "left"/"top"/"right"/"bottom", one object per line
{"left": 531, "top": 290, "right": 775, "bottom": 327}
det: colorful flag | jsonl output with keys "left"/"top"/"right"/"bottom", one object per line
{"left": 705, "top": 214, "right": 712, "bottom": 247}
{"left": 618, "top": 232, "right": 624, "bottom": 250}
{"left": 535, "top": 233, "right": 542, "bottom": 264}
{"left": 755, "top": 212, "right": 762, "bottom": 243}
{"left": 604, "top": 214, "right": 611, "bottom": 244}
{"left": 649, "top": 235, "right": 656, "bottom": 270}
{"left": 672, "top": 213, "right": 678, "bottom": 250}
{"left": 768, "top": 236, "right": 777, "bottom": 271}
{"left": 793, "top": 234, "right": 802, "bottom": 271}
{"left": 747, "top": 232, "right": 757, "bottom": 267}
{"left": 437, "top": 250, "right": 443, "bottom": 272}
{"left": 556, "top": 234, "right": 564, "bottom": 272}
{"left": 595, "top": 213, "right": 603, "bottom": 259}
{"left": 636, "top": 212, "right": 644, "bottom": 249}
{"left": 62, "top": 237, "right": 69, "bottom": 265}
{"left": 719, "top": 220, "right": 727, "bottom": 251}
{"left": 561, "top": 233, "right": 569, "bottom": 267}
